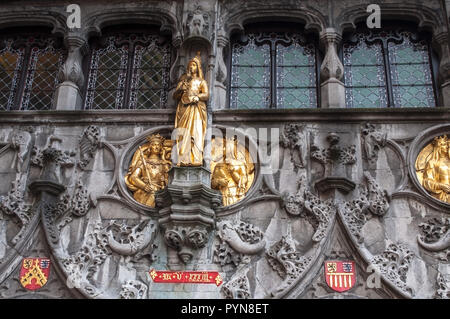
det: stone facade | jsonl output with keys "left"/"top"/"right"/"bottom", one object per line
{"left": 0, "top": 0, "right": 449, "bottom": 299}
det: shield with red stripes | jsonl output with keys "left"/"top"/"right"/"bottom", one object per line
{"left": 324, "top": 261, "right": 356, "bottom": 292}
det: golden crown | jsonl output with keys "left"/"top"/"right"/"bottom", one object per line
{"left": 146, "top": 133, "right": 165, "bottom": 144}
{"left": 433, "top": 135, "right": 448, "bottom": 145}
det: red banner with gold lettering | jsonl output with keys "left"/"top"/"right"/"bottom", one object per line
{"left": 149, "top": 269, "right": 223, "bottom": 286}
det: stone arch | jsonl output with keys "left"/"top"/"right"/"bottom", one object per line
{"left": 0, "top": 11, "right": 67, "bottom": 37}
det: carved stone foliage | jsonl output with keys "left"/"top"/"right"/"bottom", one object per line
{"left": 418, "top": 217, "right": 450, "bottom": 260}
{"left": 31, "top": 146, "right": 76, "bottom": 169}
{"left": 107, "top": 219, "right": 157, "bottom": 261}
{"left": 280, "top": 123, "right": 307, "bottom": 172}
{"left": 266, "top": 236, "right": 313, "bottom": 296}
{"left": 58, "top": 35, "right": 86, "bottom": 89}
{"left": 361, "top": 123, "right": 387, "bottom": 164}
{"left": 311, "top": 133, "right": 356, "bottom": 166}
{"left": 320, "top": 29, "right": 344, "bottom": 82}
{"left": 184, "top": 5, "right": 211, "bottom": 40}
{"left": 79, "top": 125, "right": 100, "bottom": 169}
{"left": 56, "top": 181, "right": 91, "bottom": 229}
{"left": 0, "top": 178, "right": 33, "bottom": 245}
{"left": 435, "top": 270, "right": 450, "bottom": 299}
{"left": 164, "top": 225, "right": 209, "bottom": 264}
{"left": 214, "top": 220, "right": 265, "bottom": 267}
{"left": 282, "top": 176, "right": 335, "bottom": 243}
{"left": 62, "top": 221, "right": 111, "bottom": 297}
{"left": 371, "top": 243, "right": 414, "bottom": 296}
{"left": 222, "top": 273, "right": 251, "bottom": 299}
{"left": 119, "top": 280, "right": 148, "bottom": 299}
{"left": 340, "top": 172, "right": 390, "bottom": 243}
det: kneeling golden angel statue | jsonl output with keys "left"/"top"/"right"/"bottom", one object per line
{"left": 125, "top": 134, "right": 174, "bottom": 207}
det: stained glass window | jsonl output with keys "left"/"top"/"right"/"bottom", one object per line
{"left": 230, "top": 32, "right": 317, "bottom": 109}
{"left": 85, "top": 34, "right": 171, "bottom": 110}
{"left": 344, "top": 29, "right": 436, "bottom": 108}
{"left": 0, "top": 35, "right": 64, "bottom": 111}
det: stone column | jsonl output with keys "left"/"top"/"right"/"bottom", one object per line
{"left": 320, "top": 28, "right": 345, "bottom": 108}
{"left": 53, "top": 33, "right": 87, "bottom": 110}
{"left": 433, "top": 31, "right": 450, "bottom": 106}
{"left": 213, "top": 34, "right": 229, "bottom": 110}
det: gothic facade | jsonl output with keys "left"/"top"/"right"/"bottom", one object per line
{"left": 0, "top": 0, "right": 449, "bottom": 299}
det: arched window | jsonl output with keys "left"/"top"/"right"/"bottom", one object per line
{"left": 343, "top": 26, "right": 437, "bottom": 108}
{"left": 230, "top": 24, "right": 319, "bottom": 109}
{"left": 0, "top": 30, "right": 65, "bottom": 111}
{"left": 85, "top": 28, "right": 171, "bottom": 110}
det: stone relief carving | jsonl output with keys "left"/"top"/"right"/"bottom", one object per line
{"left": 62, "top": 221, "right": 110, "bottom": 297}
{"left": 107, "top": 220, "right": 157, "bottom": 261}
{"left": 311, "top": 133, "right": 356, "bottom": 166}
{"left": 280, "top": 123, "right": 307, "bottom": 172}
{"left": 56, "top": 181, "right": 91, "bottom": 230}
{"left": 119, "top": 280, "right": 148, "bottom": 299}
{"left": 222, "top": 273, "right": 251, "bottom": 299}
{"left": 361, "top": 123, "right": 387, "bottom": 164}
{"left": 435, "top": 269, "right": 450, "bottom": 299}
{"left": 418, "top": 217, "right": 450, "bottom": 260}
{"left": 184, "top": 6, "right": 210, "bottom": 39}
{"left": 371, "top": 243, "right": 414, "bottom": 296}
{"left": 164, "top": 225, "right": 209, "bottom": 264}
{"left": 0, "top": 178, "right": 33, "bottom": 245}
{"left": 79, "top": 125, "right": 101, "bottom": 169}
{"left": 340, "top": 172, "right": 390, "bottom": 243}
{"left": 266, "top": 236, "right": 313, "bottom": 296}
{"left": 10, "top": 130, "right": 32, "bottom": 173}
{"left": 282, "top": 176, "right": 335, "bottom": 243}
{"left": 214, "top": 220, "right": 265, "bottom": 267}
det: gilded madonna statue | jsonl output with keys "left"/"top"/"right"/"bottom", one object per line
{"left": 125, "top": 134, "right": 173, "bottom": 207}
{"left": 416, "top": 135, "right": 450, "bottom": 203}
{"left": 173, "top": 51, "right": 209, "bottom": 166}
{"left": 211, "top": 137, "right": 255, "bottom": 206}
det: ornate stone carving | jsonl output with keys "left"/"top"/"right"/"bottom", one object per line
{"left": 107, "top": 220, "right": 157, "bottom": 260}
{"left": 184, "top": 6, "right": 210, "bottom": 40}
{"left": 280, "top": 123, "right": 307, "bottom": 172}
{"left": 79, "top": 125, "right": 101, "bottom": 170}
{"left": 320, "top": 28, "right": 344, "bottom": 82}
{"left": 0, "top": 178, "right": 33, "bottom": 245}
{"left": 63, "top": 221, "right": 110, "bottom": 296}
{"left": 10, "top": 130, "right": 32, "bottom": 173}
{"left": 435, "top": 269, "right": 450, "bottom": 299}
{"left": 361, "top": 123, "right": 387, "bottom": 164}
{"left": 222, "top": 273, "right": 251, "bottom": 299}
{"left": 371, "top": 243, "right": 414, "bottom": 296}
{"left": 164, "top": 225, "right": 208, "bottom": 263}
{"left": 418, "top": 217, "right": 450, "bottom": 259}
{"left": 214, "top": 220, "right": 265, "bottom": 267}
{"left": 266, "top": 236, "right": 312, "bottom": 296}
{"left": 341, "top": 172, "right": 390, "bottom": 243}
{"left": 58, "top": 35, "right": 87, "bottom": 89}
{"left": 31, "top": 143, "right": 76, "bottom": 183}
{"left": 119, "top": 280, "right": 148, "bottom": 299}
{"left": 282, "top": 176, "right": 335, "bottom": 243}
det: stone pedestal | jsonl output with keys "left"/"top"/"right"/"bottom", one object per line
{"left": 321, "top": 78, "right": 346, "bottom": 109}
{"left": 155, "top": 166, "right": 222, "bottom": 264}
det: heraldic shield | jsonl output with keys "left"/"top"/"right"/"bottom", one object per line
{"left": 324, "top": 261, "right": 356, "bottom": 292}
{"left": 19, "top": 258, "right": 51, "bottom": 291}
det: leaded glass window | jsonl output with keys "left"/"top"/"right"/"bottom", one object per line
{"left": 230, "top": 32, "right": 318, "bottom": 109}
{"left": 85, "top": 33, "right": 171, "bottom": 110}
{"left": 0, "top": 34, "right": 64, "bottom": 111}
{"left": 344, "top": 29, "right": 436, "bottom": 108}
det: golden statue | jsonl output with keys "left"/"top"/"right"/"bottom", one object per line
{"left": 125, "top": 134, "right": 174, "bottom": 207}
{"left": 173, "top": 51, "right": 209, "bottom": 166}
{"left": 211, "top": 137, "right": 255, "bottom": 206}
{"left": 415, "top": 135, "right": 450, "bottom": 203}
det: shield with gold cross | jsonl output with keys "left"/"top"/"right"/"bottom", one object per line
{"left": 324, "top": 261, "right": 356, "bottom": 292}
{"left": 19, "top": 258, "right": 51, "bottom": 291}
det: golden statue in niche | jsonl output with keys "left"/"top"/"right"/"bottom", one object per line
{"left": 211, "top": 137, "right": 255, "bottom": 206}
{"left": 415, "top": 135, "right": 450, "bottom": 204}
{"left": 125, "top": 134, "right": 174, "bottom": 207}
{"left": 173, "top": 51, "right": 209, "bottom": 166}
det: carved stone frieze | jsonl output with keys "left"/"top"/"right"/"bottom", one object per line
{"left": 266, "top": 236, "right": 313, "bottom": 296}
{"left": 222, "top": 273, "right": 251, "bottom": 299}
{"left": 418, "top": 217, "right": 450, "bottom": 260}
{"left": 119, "top": 280, "right": 148, "bottom": 299}
{"left": 371, "top": 243, "right": 414, "bottom": 296}
{"left": 79, "top": 125, "right": 101, "bottom": 169}
{"left": 280, "top": 123, "right": 307, "bottom": 172}
{"left": 311, "top": 133, "right": 356, "bottom": 165}
{"left": 214, "top": 220, "right": 265, "bottom": 267}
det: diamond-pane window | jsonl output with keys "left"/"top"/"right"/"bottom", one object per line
{"left": 85, "top": 33, "right": 171, "bottom": 110}
{"left": 230, "top": 32, "right": 318, "bottom": 109}
{"left": 0, "top": 34, "right": 64, "bottom": 111}
{"left": 344, "top": 29, "right": 436, "bottom": 108}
